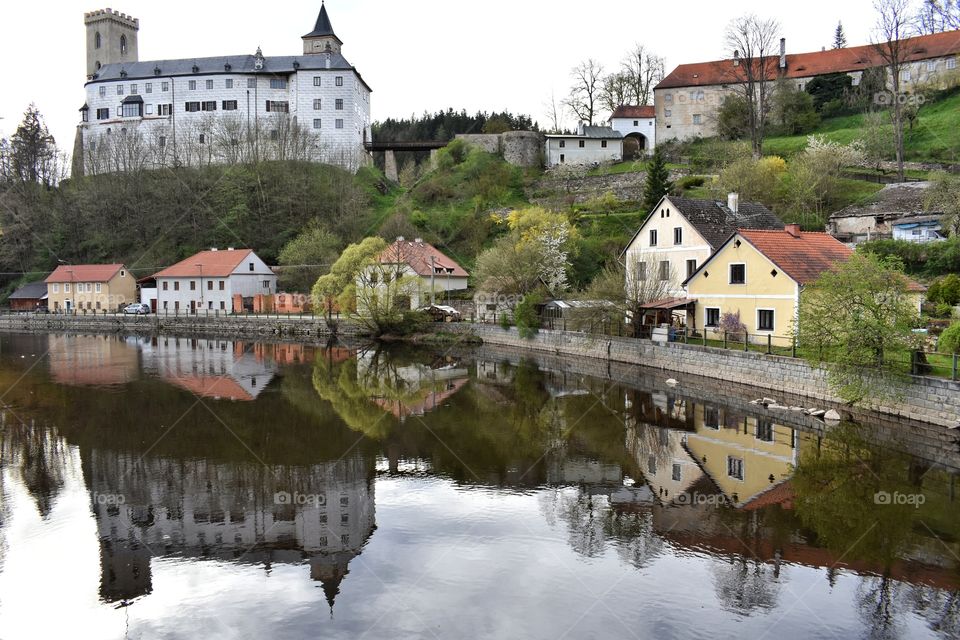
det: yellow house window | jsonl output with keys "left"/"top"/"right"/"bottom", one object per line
{"left": 758, "top": 309, "right": 775, "bottom": 332}
{"left": 729, "top": 264, "right": 746, "bottom": 284}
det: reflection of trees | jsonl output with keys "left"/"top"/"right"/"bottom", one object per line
{"left": 1, "top": 416, "right": 68, "bottom": 518}
{"left": 312, "top": 352, "right": 396, "bottom": 439}
{"left": 711, "top": 557, "right": 780, "bottom": 613}
{"left": 856, "top": 575, "right": 907, "bottom": 640}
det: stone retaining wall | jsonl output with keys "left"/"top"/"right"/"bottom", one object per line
{"left": 451, "top": 324, "right": 960, "bottom": 430}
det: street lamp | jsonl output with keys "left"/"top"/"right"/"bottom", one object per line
{"left": 195, "top": 263, "right": 204, "bottom": 314}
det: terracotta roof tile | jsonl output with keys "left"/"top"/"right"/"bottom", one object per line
{"left": 378, "top": 240, "right": 468, "bottom": 278}
{"left": 611, "top": 105, "right": 655, "bottom": 119}
{"left": 657, "top": 30, "right": 960, "bottom": 89}
{"left": 46, "top": 264, "right": 125, "bottom": 283}
{"left": 152, "top": 249, "right": 257, "bottom": 278}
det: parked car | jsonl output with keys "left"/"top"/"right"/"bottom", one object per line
{"left": 418, "top": 304, "right": 461, "bottom": 322}
{"left": 123, "top": 303, "right": 151, "bottom": 315}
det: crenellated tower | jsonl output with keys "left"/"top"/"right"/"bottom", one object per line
{"left": 84, "top": 8, "right": 139, "bottom": 78}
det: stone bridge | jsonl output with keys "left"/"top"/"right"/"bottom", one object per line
{"left": 364, "top": 140, "right": 447, "bottom": 182}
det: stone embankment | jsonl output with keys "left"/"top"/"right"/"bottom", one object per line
{"left": 526, "top": 169, "right": 687, "bottom": 206}
{"left": 448, "top": 324, "right": 960, "bottom": 430}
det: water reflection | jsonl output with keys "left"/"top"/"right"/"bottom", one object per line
{"left": 0, "top": 333, "right": 957, "bottom": 639}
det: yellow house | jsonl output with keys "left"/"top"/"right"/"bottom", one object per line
{"left": 684, "top": 225, "right": 866, "bottom": 347}
{"left": 45, "top": 263, "right": 135, "bottom": 313}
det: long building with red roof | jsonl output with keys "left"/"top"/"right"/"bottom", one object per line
{"left": 151, "top": 248, "right": 276, "bottom": 314}
{"left": 654, "top": 30, "right": 960, "bottom": 142}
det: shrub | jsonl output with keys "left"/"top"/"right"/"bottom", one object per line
{"left": 676, "top": 175, "right": 706, "bottom": 191}
{"left": 514, "top": 292, "right": 542, "bottom": 339}
{"left": 939, "top": 322, "right": 960, "bottom": 353}
{"left": 928, "top": 273, "right": 960, "bottom": 306}
{"left": 719, "top": 310, "right": 747, "bottom": 340}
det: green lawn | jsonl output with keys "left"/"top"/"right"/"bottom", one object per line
{"left": 763, "top": 89, "right": 960, "bottom": 162}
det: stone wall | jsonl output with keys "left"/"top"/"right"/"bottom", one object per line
{"left": 454, "top": 132, "right": 543, "bottom": 168}
{"left": 527, "top": 169, "right": 686, "bottom": 205}
{"left": 450, "top": 324, "right": 960, "bottom": 430}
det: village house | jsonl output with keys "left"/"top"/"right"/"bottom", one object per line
{"left": 360, "top": 237, "right": 468, "bottom": 312}
{"left": 608, "top": 105, "right": 656, "bottom": 158}
{"left": 682, "top": 225, "right": 925, "bottom": 346}
{"left": 45, "top": 264, "right": 135, "bottom": 313}
{"left": 152, "top": 248, "right": 277, "bottom": 314}
{"left": 544, "top": 123, "right": 623, "bottom": 167}
{"left": 655, "top": 30, "right": 960, "bottom": 144}
{"left": 7, "top": 281, "right": 48, "bottom": 312}
{"left": 622, "top": 193, "right": 783, "bottom": 300}
{"left": 828, "top": 182, "right": 944, "bottom": 244}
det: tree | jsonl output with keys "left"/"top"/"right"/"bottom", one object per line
{"left": 600, "top": 71, "right": 631, "bottom": 116}
{"left": 277, "top": 223, "right": 341, "bottom": 292}
{"left": 872, "top": 0, "right": 914, "bottom": 183}
{"left": 833, "top": 21, "right": 848, "bottom": 48}
{"left": 564, "top": 59, "right": 605, "bottom": 125}
{"left": 714, "top": 155, "right": 786, "bottom": 207}
{"left": 641, "top": 145, "right": 673, "bottom": 213}
{"left": 543, "top": 90, "right": 565, "bottom": 134}
{"left": 924, "top": 170, "right": 960, "bottom": 238}
{"left": 715, "top": 94, "right": 751, "bottom": 140}
{"left": 621, "top": 44, "right": 665, "bottom": 105}
{"left": 915, "top": 0, "right": 960, "bottom": 33}
{"left": 779, "top": 136, "right": 864, "bottom": 226}
{"left": 585, "top": 255, "right": 676, "bottom": 337}
{"left": 795, "top": 252, "right": 923, "bottom": 404}
{"left": 725, "top": 14, "right": 782, "bottom": 158}
{"left": 768, "top": 79, "right": 821, "bottom": 135}
{"left": 8, "top": 105, "right": 63, "bottom": 186}
{"left": 858, "top": 111, "right": 895, "bottom": 171}
{"left": 940, "top": 322, "right": 960, "bottom": 353}
{"left": 805, "top": 73, "right": 853, "bottom": 114}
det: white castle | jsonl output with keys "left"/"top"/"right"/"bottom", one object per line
{"left": 74, "top": 3, "right": 372, "bottom": 175}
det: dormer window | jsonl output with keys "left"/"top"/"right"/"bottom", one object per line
{"left": 225, "top": 63, "right": 232, "bottom": 72}
{"left": 154, "top": 66, "right": 161, "bottom": 76}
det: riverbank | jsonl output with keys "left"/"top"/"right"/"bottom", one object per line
{"left": 446, "top": 324, "right": 960, "bottom": 430}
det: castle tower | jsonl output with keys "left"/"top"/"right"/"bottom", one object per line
{"left": 302, "top": 2, "right": 342, "bottom": 55}
{"left": 84, "top": 8, "right": 139, "bottom": 78}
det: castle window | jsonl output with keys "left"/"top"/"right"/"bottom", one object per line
{"left": 222, "top": 100, "right": 238, "bottom": 111}
{"left": 184, "top": 101, "right": 201, "bottom": 112}
{"left": 559, "top": 140, "right": 565, "bottom": 148}
{"left": 601, "top": 140, "right": 607, "bottom": 148}
{"left": 335, "top": 76, "right": 343, "bottom": 86}
{"left": 145, "top": 104, "right": 154, "bottom": 115}
{"left": 225, "top": 79, "right": 233, "bottom": 89}
{"left": 335, "top": 98, "right": 343, "bottom": 110}
{"left": 206, "top": 79, "right": 214, "bottom": 90}
{"left": 162, "top": 81, "right": 169, "bottom": 91}
{"left": 269, "top": 78, "right": 287, "bottom": 89}
{"left": 202, "top": 101, "right": 217, "bottom": 111}
{"left": 96, "top": 61, "right": 101, "bottom": 71}
{"left": 313, "top": 99, "right": 322, "bottom": 109}
{"left": 96, "top": 108, "right": 110, "bottom": 120}
{"left": 81, "top": 109, "right": 89, "bottom": 122}
{"left": 158, "top": 136, "right": 166, "bottom": 147}
{"left": 313, "top": 119, "right": 322, "bottom": 129}
{"left": 99, "top": 86, "right": 106, "bottom": 98}
{"left": 313, "top": 77, "right": 321, "bottom": 86}
{"left": 693, "top": 114, "right": 702, "bottom": 124}
{"left": 578, "top": 140, "right": 585, "bottom": 148}
{"left": 117, "top": 85, "right": 124, "bottom": 95}
{"left": 335, "top": 119, "right": 343, "bottom": 129}
{"left": 95, "top": 32, "right": 101, "bottom": 49}
{"left": 189, "top": 80, "right": 197, "bottom": 90}
{"left": 158, "top": 104, "right": 172, "bottom": 116}
{"left": 948, "top": 58, "right": 957, "bottom": 70}
{"left": 265, "top": 101, "right": 289, "bottom": 113}
{"left": 130, "top": 84, "right": 137, "bottom": 94}
{"left": 120, "top": 35, "right": 127, "bottom": 55}
{"left": 199, "top": 134, "right": 205, "bottom": 145}
{"left": 145, "top": 82, "right": 152, "bottom": 93}
{"left": 247, "top": 78, "right": 256, "bottom": 88}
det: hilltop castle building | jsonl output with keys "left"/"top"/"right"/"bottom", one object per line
{"left": 74, "top": 3, "right": 372, "bottom": 175}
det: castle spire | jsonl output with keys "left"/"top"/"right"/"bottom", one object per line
{"left": 302, "top": 2, "right": 343, "bottom": 54}
{"left": 305, "top": 2, "right": 336, "bottom": 38}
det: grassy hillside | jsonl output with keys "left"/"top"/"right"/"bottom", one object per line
{"left": 764, "top": 87, "right": 960, "bottom": 162}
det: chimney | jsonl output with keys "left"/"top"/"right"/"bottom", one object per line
{"left": 785, "top": 223, "right": 802, "bottom": 238}
{"left": 733, "top": 50, "right": 740, "bottom": 66}
{"left": 210, "top": 247, "right": 218, "bottom": 251}
{"left": 396, "top": 236, "right": 405, "bottom": 243}
{"left": 227, "top": 246, "right": 235, "bottom": 250}
{"left": 414, "top": 237, "right": 423, "bottom": 244}
{"left": 577, "top": 121, "right": 586, "bottom": 136}
{"left": 779, "top": 38, "right": 786, "bottom": 69}
{"left": 727, "top": 192, "right": 739, "bottom": 214}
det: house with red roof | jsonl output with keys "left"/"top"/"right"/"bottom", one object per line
{"left": 683, "top": 224, "right": 925, "bottom": 345}
{"left": 359, "top": 237, "right": 468, "bottom": 311}
{"left": 654, "top": 30, "right": 960, "bottom": 143}
{"left": 45, "top": 263, "right": 135, "bottom": 313}
{"left": 609, "top": 105, "right": 656, "bottom": 158}
{"left": 151, "top": 248, "right": 276, "bottom": 314}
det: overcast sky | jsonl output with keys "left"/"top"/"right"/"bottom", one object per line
{"left": 1, "top": 0, "right": 884, "bottom": 157}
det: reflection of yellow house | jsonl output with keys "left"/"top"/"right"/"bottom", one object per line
{"left": 625, "top": 422, "right": 703, "bottom": 504}
{"left": 684, "top": 226, "right": 925, "bottom": 346}
{"left": 683, "top": 403, "right": 812, "bottom": 507}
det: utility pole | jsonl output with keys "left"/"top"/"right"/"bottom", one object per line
{"left": 429, "top": 255, "right": 436, "bottom": 305}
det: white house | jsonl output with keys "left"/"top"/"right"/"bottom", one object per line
{"left": 622, "top": 194, "right": 783, "bottom": 299}
{"left": 359, "top": 237, "right": 469, "bottom": 311}
{"left": 609, "top": 105, "right": 656, "bottom": 157}
{"left": 544, "top": 123, "right": 623, "bottom": 167}
{"left": 891, "top": 216, "right": 946, "bottom": 243}
{"left": 76, "top": 4, "right": 372, "bottom": 175}
{"left": 152, "top": 248, "right": 277, "bottom": 314}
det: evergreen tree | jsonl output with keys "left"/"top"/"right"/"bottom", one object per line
{"left": 833, "top": 21, "right": 847, "bottom": 49}
{"left": 642, "top": 145, "right": 672, "bottom": 213}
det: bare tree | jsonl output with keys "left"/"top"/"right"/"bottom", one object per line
{"left": 600, "top": 72, "right": 631, "bottom": 116}
{"left": 873, "top": 0, "right": 913, "bottom": 182}
{"left": 622, "top": 45, "right": 665, "bottom": 105}
{"left": 543, "top": 89, "right": 565, "bottom": 134}
{"left": 914, "top": 0, "right": 960, "bottom": 33}
{"left": 564, "top": 59, "right": 605, "bottom": 125}
{"left": 725, "top": 14, "right": 782, "bottom": 158}
{"left": 585, "top": 253, "right": 676, "bottom": 338}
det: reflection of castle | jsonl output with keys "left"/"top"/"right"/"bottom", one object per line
{"left": 86, "top": 449, "right": 375, "bottom": 608}
{"left": 46, "top": 334, "right": 140, "bottom": 387}
{"left": 141, "top": 337, "right": 280, "bottom": 401}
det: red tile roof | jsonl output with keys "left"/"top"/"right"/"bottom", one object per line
{"left": 45, "top": 264, "right": 125, "bottom": 283}
{"left": 164, "top": 374, "right": 255, "bottom": 401}
{"left": 657, "top": 30, "right": 960, "bottom": 89}
{"left": 738, "top": 229, "right": 853, "bottom": 285}
{"left": 152, "top": 249, "right": 257, "bottom": 278}
{"left": 611, "top": 105, "right": 655, "bottom": 119}
{"left": 377, "top": 239, "right": 468, "bottom": 277}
